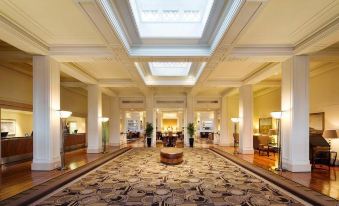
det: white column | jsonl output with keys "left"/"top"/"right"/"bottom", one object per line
{"left": 281, "top": 56, "right": 311, "bottom": 172}
{"left": 185, "top": 94, "right": 194, "bottom": 146}
{"left": 31, "top": 56, "right": 61, "bottom": 171}
{"left": 109, "top": 97, "right": 120, "bottom": 146}
{"left": 239, "top": 85, "right": 254, "bottom": 154}
{"left": 87, "top": 85, "right": 102, "bottom": 153}
{"left": 146, "top": 94, "right": 156, "bottom": 146}
{"left": 213, "top": 110, "right": 219, "bottom": 144}
{"left": 220, "top": 95, "right": 231, "bottom": 146}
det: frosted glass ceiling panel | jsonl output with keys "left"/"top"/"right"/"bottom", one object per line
{"left": 129, "top": 0, "right": 214, "bottom": 38}
{"left": 149, "top": 62, "right": 192, "bottom": 76}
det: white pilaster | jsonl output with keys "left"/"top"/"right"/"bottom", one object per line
{"left": 185, "top": 94, "right": 194, "bottom": 146}
{"left": 281, "top": 56, "right": 311, "bottom": 172}
{"left": 239, "top": 85, "right": 254, "bottom": 154}
{"left": 31, "top": 56, "right": 61, "bottom": 171}
{"left": 87, "top": 85, "right": 102, "bottom": 153}
{"left": 146, "top": 93, "right": 156, "bottom": 147}
{"left": 220, "top": 96, "right": 232, "bottom": 146}
{"left": 109, "top": 97, "right": 120, "bottom": 146}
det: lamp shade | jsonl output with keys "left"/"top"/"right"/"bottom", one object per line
{"left": 100, "top": 117, "right": 109, "bottom": 122}
{"left": 322, "top": 130, "right": 338, "bottom": 139}
{"left": 270, "top": 111, "right": 282, "bottom": 119}
{"left": 268, "top": 129, "right": 277, "bottom": 136}
{"left": 59, "top": 110, "right": 72, "bottom": 119}
{"left": 231, "top": 117, "right": 240, "bottom": 123}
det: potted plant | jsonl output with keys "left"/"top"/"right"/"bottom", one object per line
{"left": 145, "top": 122, "right": 153, "bottom": 147}
{"left": 187, "top": 122, "right": 195, "bottom": 147}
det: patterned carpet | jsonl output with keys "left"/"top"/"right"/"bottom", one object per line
{"left": 35, "top": 148, "right": 307, "bottom": 206}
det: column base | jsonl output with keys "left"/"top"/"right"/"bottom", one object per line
{"left": 282, "top": 161, "right": 311, "bottom": 172}
{"left": 239, "top": 148, "right": 254, "bottom": 154}
{"left": 219, "top": 142, "right": 234, "bottom": 146}
{"left": 31, "top": 159, "right": 61, "bottom": 171}
{"left": 109, "top": 142, "right": 121, "bottom": 146}
{"left": 87, "top": 147, "right": 103, "bottom": 153}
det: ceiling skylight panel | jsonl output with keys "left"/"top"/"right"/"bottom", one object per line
{"left": 129, "top": 0, "right": 214, "bottom": 38}
{"left": 149, "top": 62, "right": 192, "bottom": 76}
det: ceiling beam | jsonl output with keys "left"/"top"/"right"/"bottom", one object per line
{"left": 0, "top": 15, "right": 48, "bottom": 55}
{"left": 100, "top": 87, "right": 117, "bottom": 97}
{"left": 204, "top": 80, "right": 243, "bottom": 87}
{"left": 49, "top": 45, "right": 112, "bottom": 62}
{"left": 294, "top": 18, "right": 339, "bottom": 55}
{"left": 98, "top": 79, "right": 137, "bottom": 87}
{"left": 60, "top": 63, "right": 97, "bottom": 84}
{"left": 243, "top": 63, "right": 280, "bottom": 85}
{"left": 61, "top": 81, "right": 87, "bottom": 88}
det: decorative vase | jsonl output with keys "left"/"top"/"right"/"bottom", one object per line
{"left": 189, "top": 138, "right": 194, "bottom": 147}
{"left": 147, "top": 137, "right": 152, "bottom": 147}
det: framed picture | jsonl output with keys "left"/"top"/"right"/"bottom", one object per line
{"left": 309, "top": 112, "right": 324, "bottom": 134}
{"left": 1, "top": 119, "right": 16, "bottom": 136}
{"left": 259, "top": 117, "right": 272, "bottom": 135}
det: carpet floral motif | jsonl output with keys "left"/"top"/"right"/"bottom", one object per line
{"left": 37, "top": 148, "right": 305, "bottom": 206}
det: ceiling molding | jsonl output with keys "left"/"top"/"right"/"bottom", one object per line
{"left": 49, "top": 45, "right": 112, "bottom": 62}
{"left": 256, "top": 80, "right": 280, "bottom": 87}
{"left": 98, "top": 79, "right": 137, "bottom": 87}
{"left": 0, "top": 15, "right": 48, "bottom": 55}
{"left": 204, "top": 80, "right": 242, "bottom": 87}
{"left": 100, "top": 87, "right": 117, "bottom": 97}
{"left": 230, "top": 46, "right": 293, "bottom": 60}
{"left": 60, "top": 63, "right": 97, "bottom": 84}
{"left": 294, "top": 17, "right": 339, "bottom": 55}
{"left": 243, "top": 63, "right": 280, "bottom": 85}
{"left": 254, "top": 87, "right": 279, "bottom": 98}
{"left": 61, "top": 81, "right": 87, "bottom": 88}
{"left": 222, "top": 88, "right": 239, "bottom": 97}
{"left": 310, "top": 62, "right": 339, "bottom": 78}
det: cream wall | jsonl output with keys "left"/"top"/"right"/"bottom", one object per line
{"left": 310, "top": 68, "right": 339, "bottom": 159}
{"left": 0, "top": 66, "right": 33, "bottom": 104}
{"left": 0, "top": 66, "right": 88, "bottom": 117}
{"left": 66, "top": 116, "right": 86, "bottom": 133}
{"left": 253, "top": 89, "right": 281, "bottom": 131}
{"left": 60, "top": 87, "right": 87, "bottom": 117}
{"left": 1, "top": 109, "right": 33, "bottom": 137}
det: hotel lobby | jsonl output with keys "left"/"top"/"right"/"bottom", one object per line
{"left": 0, "top": 0, "right": 339, "bottom": 205}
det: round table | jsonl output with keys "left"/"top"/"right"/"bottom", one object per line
{"left": 160, "top": 148, "right": 183, "bottom": 165}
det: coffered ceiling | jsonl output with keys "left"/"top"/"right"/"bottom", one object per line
{"left": 0, "top": 0, "right": 338, "bottom": 98}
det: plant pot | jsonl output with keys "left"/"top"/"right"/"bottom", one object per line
{"left": 146, "top": 138, "right": 152, "bottom": 147}
{"left": 189, "top": 138, "right": 194, "bottom": 147}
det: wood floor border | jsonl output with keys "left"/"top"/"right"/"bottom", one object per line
{"left": 0, "top": 147, "right": 132, "bottom": 206}
{"left": 210, "top": 147, "right": 338, "bottom": 206}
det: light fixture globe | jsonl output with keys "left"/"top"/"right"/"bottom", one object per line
{"left": 231, "top": 117, "right": 240, "bottom": 123}
{"left": 270, "top": 111, "right": 282, "bottom": 119}
{"left": 58, "top": 110, "right": 72, "bottom": 119}
{"left": 100, "top": 117, "right": 109, "bottom": 122}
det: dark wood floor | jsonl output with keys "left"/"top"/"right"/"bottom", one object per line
{"left": 215, "top": 145, "right": 339, "bottom": 200}
{"left": 1, "top": 139, "right": 338, "bottom": 201}
{"left": 0, "top": 146, "right": 121, "bottom": 201}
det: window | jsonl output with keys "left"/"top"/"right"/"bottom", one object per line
{"left": 149, "top": 62, "right": 192, "bottom": 76}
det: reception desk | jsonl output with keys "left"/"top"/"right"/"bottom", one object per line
{"left": 1, "top": 136, "right": 33, "bottom": 164}
{"left": 1, "top": 133, "right": 86, "bottom": 164}
{"left": 64, "top": 133, "right": 86, "bottom": 151}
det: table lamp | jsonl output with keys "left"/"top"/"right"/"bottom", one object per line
{"left": 322, "top": 130, "right": 338, "bottom": 150}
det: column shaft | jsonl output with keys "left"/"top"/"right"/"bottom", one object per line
{"left": 220, "top": 96, "right": 231, "bottom": 146}
{"left": 239, "top": 85, "right": 254, "bottom": 154}
{"left": 281, "top": 56, "right": 311, "bottom": 172}
{"left": 31, "top": 56, "right": 61, "bottom": 171}
{"left": 87, "top": 85, "right": 102, "bottom": 153}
